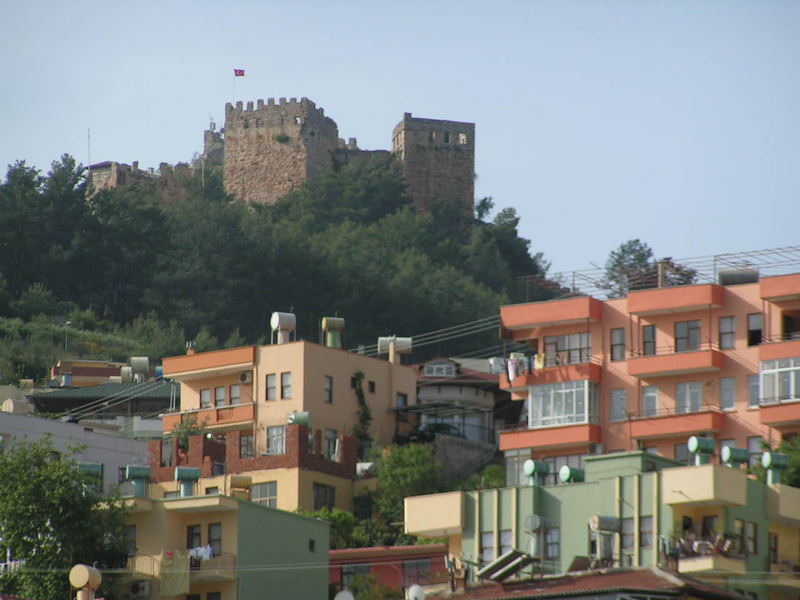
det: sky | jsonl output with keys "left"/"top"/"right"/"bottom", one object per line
{"left": 2, "top": 1, "right": 798, "bottom": 274}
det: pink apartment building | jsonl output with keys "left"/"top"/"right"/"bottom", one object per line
{"left": 498, "top": 272, "right": 800, "bottom": 482}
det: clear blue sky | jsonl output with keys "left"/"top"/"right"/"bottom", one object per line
{"left": 2, "top": 1, "right": 798, "bottom": 273}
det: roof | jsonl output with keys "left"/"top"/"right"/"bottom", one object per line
{"left": 428, "top": 567, "right": 744, "bottom": 600}
{"left": 330, "top": 543, "right": 447, "bottom": 563}
{"left": 30, "top": 381, "right": 178, "bottom": 401}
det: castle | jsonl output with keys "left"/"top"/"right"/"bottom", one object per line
{"left": 209, "top": 97, "right": 475, "bottom": 214}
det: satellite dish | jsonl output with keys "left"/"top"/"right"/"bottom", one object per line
{"left": 407, "top": 584, "right": 424, "bottom": 600}
{"left": 524, "top": 514, "right": 545, "bottom": 531}
{"left": 334, "top": 591, "right": 355, "bottom": 600}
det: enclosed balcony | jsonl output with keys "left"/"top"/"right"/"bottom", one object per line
{"left": 627, "top": 284, "right": 724, "bottom": 316}
{"left": 630, "top": 408, "right": 725, "bottom": 440}
{"left": 404, "top": 491, "right": 464, "bottom": 538}
{"left": 500, "top": 297, "right": 602, "bottom": 341}
{"left": 761, "top": 273, "right": 800, "bottom": 303}
{"left": 627, "top": 346, "right": 725, "bottom": 378}
{"left": 163, "top": 402, "right": 255, "bottom": 433}
{"left": 662, "top": 464, "right": 747, "bottom": 506}
{"left": 163, "top": 346, "right": 256, "bottom": 379}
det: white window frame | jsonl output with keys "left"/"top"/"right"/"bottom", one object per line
{"left": 719, "top": 377, "right": 736, "bottom": 410}
{"left": 266, "top": 426, "right": 286, "bottom": 455}
{"left": 642, "top": 385, "right": 659, "bottom": 417}
{"left": 676, "top": 381, "right": 701, "bottom": 414}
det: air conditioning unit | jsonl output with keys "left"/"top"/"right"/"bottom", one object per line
{"left": 239, "top": 371, "right": 253, "bottom": 384}
{"left": 130, "top": 580, "right": 151, "bottom": 598}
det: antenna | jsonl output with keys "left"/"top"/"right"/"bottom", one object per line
{"left": 87, "top": 128, "right": 91, "bottom": 172}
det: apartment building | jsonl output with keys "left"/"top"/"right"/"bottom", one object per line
{"left": 123, "top": 466, "right": 329, "bottom": 600}
{"left": 405, "top": 450, "right": 800, "bottom": 599}
{"left": 158, "top": 319, "right": 417, "bottom": 512}
{"left": 498, "top": 272, "right": 800, "bottom": 479}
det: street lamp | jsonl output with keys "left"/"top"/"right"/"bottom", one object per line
{"left": 64, "top": 320, "right": 71, "bottom": 352}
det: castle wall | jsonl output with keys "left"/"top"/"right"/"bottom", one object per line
{"left": 392, "top": 113, "right": 475, "bottom": 215}
{"left": 223, "top": 97, "right": 339, "bottom": 204}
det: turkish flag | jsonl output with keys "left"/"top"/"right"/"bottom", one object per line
{"left": 234, "top": 69, "right": 245, "bottom": 77}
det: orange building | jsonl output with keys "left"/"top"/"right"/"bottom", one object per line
{"left": 498, "top": 272, "right": 800, "bottom": 480}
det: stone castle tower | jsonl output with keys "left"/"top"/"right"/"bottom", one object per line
{"left": 392, "top": 113, "right": 475, "bottom": 215}
{"left": 219, "top": 98, "right": 474, "bottom": 214}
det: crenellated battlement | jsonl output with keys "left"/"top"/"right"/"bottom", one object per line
{"left": 225, "top": 96, "right": 324, "bottom": 119}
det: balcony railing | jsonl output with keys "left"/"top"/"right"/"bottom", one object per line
{"left": 127, "top": 551, "right": 236, "bottom": 581}
{"left": 627, "top": 342, "right": 724, "bottom": 378}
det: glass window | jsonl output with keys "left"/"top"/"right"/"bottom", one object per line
{"left": 505, "top": 449, "right": 532, "bottom": 486}
{"left": 266, "top": 374, "right": 276, "bottom": 401}
{"left": 719, "top": 316, "right": 735, "bottom": 349}
{"left": 324, "top": 376, "right": 333, "bottom": 403}
{"left": 529, "top": 380, "right": 599, "bottom": 428}
{"left": 760, "top": 357, "right": 800, "bottom": 405}
{"left": 208, "top": 522, "right": 222, "bottom": 556}
{"left": 642, "top": 385, "right": 659, "bottom": 417}
{"left": 240, "top": 434, "right": 254, "bottom": 458}
{"left": 267, "top": 426, "right": 286, "bottom": 455}
{"left": 396, "top": 392, "right": 408, "bottom": 408}
{"left": 643, "top": 325, "right": 656, "bottom": 356}
{"left": 186, "top": 524, "right": 201, "bottom": 549}
{"left": 125, "top": 524, "right": 137, "bottom": 557}
{"left": 481, "top": 532, "right": 494, "bottom": 563}
{"left": 719, "top": 377, "right": 736, "bottom": 410}
{"left": 610, "top": 389, "right": 627, "bottom": 421}
{"left": 748, "top": 436, "right": 763, "bottom": 467}
{"left": 207, "top": 593, "right": 220, "bottom": 600}
{"left": 545, "top": 527, "right": 560, "bottom": 559}
{"left": 748, "top": 313, "right": 763, "bottom": 346}
{"left": 748, "top": 375, "right": 760, "bottom": 408}
{"left": 200, "top": 389, "right": 211, "bottom": 408}
{"left": 215, "top": 386, "right": 225, "bottom": 407}
{"left": 621, "top": 518, "right": 634, "bottom": 549}
{"left": 676, "top": 381, "right": 702, "bottom": 414}
{"left": 324, "top": 429, "right": 338, "bottom": 460}
{"left": 230, "top": 384, "right": 240, "bottom": 405}
{"left": 745, "top": 521, "right": 757, "bottom": 554}
{"left": 702, "top": 515, "right": 718, "bottom": 538}
{"left": 675, "top": 320, "right": 701, "bottom": 352}
{"left": 313, "top": 482, "right": 335, "bottom": 510}
{"left": 368, "top": 381, "right": 376, "bottom": 393}
{"left": 674, "top": 443, "right": 689, "bottom": 465}
{"left": 403, "top": 558, "right": 432, "bottom": 586}
{"left": 205, "top": 486, "right": 219, "bottom": 495}
{"left": 610, "top": 328, "right": 626, "bottom": 361}
{"left": 543, "top": 333, "right": 591, "bottom": 366}
{"left": 500, "top": 529, "right": 513, "bottom": 555}
{"left": 640, "top": 516, "right": 653, "bottom": 548}
{"left": 251, "top": 481, "right": 277, "bottom": 507}
{"left": 768, "top": 532, "right": 778, "bottom": 564}
{"left": 280, "top": 372, "right": 292, "bottom": 399}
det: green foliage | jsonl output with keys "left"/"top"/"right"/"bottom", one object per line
{"left": 601, "top": 239, "right": 697, "bottom": 298}
{"left": 273, "top": 134, "right": 290, "bottom": 144}
{"left": 376, "top": 445, "right": 441, "bottom": 524}
{"left": 754, "top": 437, "right": 800, "bottom": 487}
{"left": 348, "top": 574, "right": 404, "bottom": 600}
{"left": 170, "top": 414, "right": 208, "bottom": 451}
{"left": 455, "top": 463, "right": 505, "bottom": 490}
{"left": 352, "top": 371, "right": 373, "bottom": 460}
{"left": 0, "top": 437, "right": 128, "bottom": 600}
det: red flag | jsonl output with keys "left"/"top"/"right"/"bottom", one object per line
{"left": 234, "top": 69, "right": 245, "bottom": 77}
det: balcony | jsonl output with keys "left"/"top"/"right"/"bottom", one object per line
{"left": 163, "top": 402, "right": 255, "bottom": 432}
{"left": 500, "top": 297, "right": 602, "bottom": 341}
{"left": 163, "top": 495, "right": 240, "bottom": 513}
{"left": 767, "top": 484, "right": 800, "bottom": 525}
{"left": 163, "top": 346, "right": 256, "bottom": 379}
{"left": 662, "top": 464, "right": 747, "bottom": 506}
{"left": 501, "top": 362, "right": 602, "bottom": 392}
{"left": 404, "top": 491, "right": 464, "bottom": 538}
{"left": 760, "top": 337, "right": 800, "bottom": 362}
{"left": 630, "top": 408, "right": 725, "bottom": 440}
{"left": 627, "top": 345, "right": 724, "bottom": 379}
{"left": 678, "top": 553, "right": 746, "bottom": 575}
{"left": 760, "top": 401, "right": 800, "bottom": 429}
{"left": 761, "top": 273, "right": 800, "bottom": 303}
{"left": 499, "top": 423, "right": 601, "bottom": 452}
{"left": 627, "top": 283, "right": 724, "bottom": 316}
{"left": 128, "top": 552, "right": 236, "bottom": 583}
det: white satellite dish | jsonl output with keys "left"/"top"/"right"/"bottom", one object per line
{"left": 334, "top": 591, "right": 355, "bottom": 600}
{"left": 406, "top": 584, "right": 424, "bottom": 600}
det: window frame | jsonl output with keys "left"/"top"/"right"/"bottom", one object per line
{"left": 251, "top": 481, "right": 278, "bottom": 508}
{"left": 239, "top": 433, "right": 254, "bottom": 458}
{"left": 610, "top": 328, "right": 626, "bottom": 362}
{"left": 675, "top": 320, "right": 701, "bottom": 353}
{"left": 642, "top": 325, "right": 656, "bottom": 356}
{"left": 200, "top": 389, "right": 211, "bottom": 408}
{"left": 186, "top": 524, "right": 201, "bottom": 549}
{"left": 719, "top": 316, "right": 735, "bottom": 349}
{"left": 676, "top": 381, "right": 702, "bottom": 414}
{"left": 747, "top": 313, "right": 763, "bottom": 346}
{"left": 312, "top": 482, "right": 336, "bottom": 511}
{"left": 610, "top": 388, "right": 627, "bottom": 422}
{"left": 230, "top": 384, "right": 240, "bottom": 405}
{"left": 545, "top": 527, "right": 560, "bottom": 559}
{"left": 323, "top": 375, "right": 333, "bottom": 403}
{"left": 719, "top": 376, "right": 736, "bottom": 410}
{"left": 642, "top": 385, "right": 659, "bottom": 417}
{"left": 215, "top": 386, "right": 226, "bottom": 407}
{"left": 208, "top": 522, "right": 222, "bottom": 556}
{"left": 280, "top": 372, "right": 292, "bottom": 399}
{"left": 266, "top": 426, "right": 286, "bottom": 455}
{"left": 266, "top": 374, "right": 276, "bottom": 401}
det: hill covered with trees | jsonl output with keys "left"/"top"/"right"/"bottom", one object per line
{"left": 0, "top": 154, "right": 552, "bottom": 382}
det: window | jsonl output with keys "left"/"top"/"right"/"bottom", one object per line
{"left": 621, "top": 518, "right": 634, "bottom": 549}
{"left": 643, "top": 325, "right": 656, "bottom": 356}
{"left": 674, "top": 443, "right": 689, "bottom": 465}
{"left": 719, "top": 377, "right": 736, "bottom": 410}
{"left": 748, "top": 374, "right": 760, "bottom": 408}
{"left": 610, "top": 328, "right": 626, "bottom": 361}
{"left": 610, "top": 389, "right": 627, "bottom": 421}
{"left": 768, "top": 532, "right": 778, "bottom": 564}
{"left": 481, "top": 532, "right": 494, "bottom": 563}
{"left": 118, "top": 466, "right": 126, "bottom": 484}
{"left": 529, "top": 380, "right": 599, "bottom": 428}
{"left": 350, "top": 376, "right": 357, "bottom": 389}
{"left": 208, "top": 523, "right": 222, "bottom": 556}
{"left": 505, "top": 449, "right": 532, "bottom": 486}
{"left": 734, "top": 519, "right": 745, "bottom": 550}
{"left": 541, "top": 454, "right": 586, "bottom": 486}
{"left": 207, "top": 593, "right": 221, "bottom": 600}
{"left": 200, "top": 389, "right": 211, "bottom": 408}
{"left": 267, "top": 426, "right": 286, "bottom": 455}
{"left": 748, "top": 436, "right": 763, "bottom": 467}
{"left": 744, "top": 521, "right": 757, "bottom": 554}
{"left": 240, "top": 433, "right": 254, "bottom": 458}
{"left": 280, "top": 372, "right": 292, "bottom": 399}
{"left": 428, "top": 130, "right": 435, "bottom": 143}
{"left": 323, "top": 376, "right": 333, "bottom": 403}
{"left": 252, "top": 481, "right": 277, "bottom": 507}
{"left": 748, "top": 313, "right": 763, "bottom": 346}
{"left": 403, "top": 558, "right": 433, "bottom": 586}
{"left": 544, "top": 333, "right": 591, "bottom": 366}
{"left": 215, "top": 386, "right": 225, "bottom": 407}
{"left": 187, "top": 524, "right": 201, "bottom": 549}
{"left": 675, "top": 320, "right": 701, "bottom": 352}
{"left": 676, "top": 381, "right": 702, "bottom": 414}
{"left": 500, "top": 529, "right": 513, "bottom": 555}
{"left": 324, "top": 429, "right": 338, "bottom": 460}
{"left": 342, "top": 564, "right": 370, "bottom": 589}
{"left": 205, "top": 486, "right": 219, "bottom": 495}
{"left": 642, "top": 385, "right": 659, "bottom": 417}
{"left": 761, "top": 357, "right": 800, "bottom": 405}
{"left": 164, "top": 490, "right": 179, "bottom": 499}
{"left": 545, "top": 528, "right": 560, "bottom": 559}
{"left": 701, "top": 515, "right": 718, "bottom": 538}
{"left": 458, "top": 132, "right": 467, "bottom": 144}
{"left": 125, "top": 525, "right": 137, "bottom": 557}
{"left": 396, "top": 392, "right": 408, "bottom": 408}
{"left": 368, "top": 381, "right": 376, "bottom": 393}
{"left": 719, "top": 316, "right": 735, "bottom": 349}
{"left": 443, "top": 131, "right": 451, "bottom": 144}
{"left": 313, "top": 482, "right": 335, "bottom": 510}
{"left": 640, "top": 516, "right": 653, "bottom": 548}
{"left": 266, "top": 374, "right": 276, "bottom": 401}
{"left": 230, "top": 384, "right": 240, "bottom": 405}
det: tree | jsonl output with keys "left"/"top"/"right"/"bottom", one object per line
{"left": 375, "top": 445, "right": 441, "bottom": 524}
{"left": 600, "top": 239, "right": 697, "bottom": 298}
{"left": 0, "top": 437, "right": 128, "bottom": 600}
{"left": 756, "top": 436, "right": 800, "bottom": 487}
